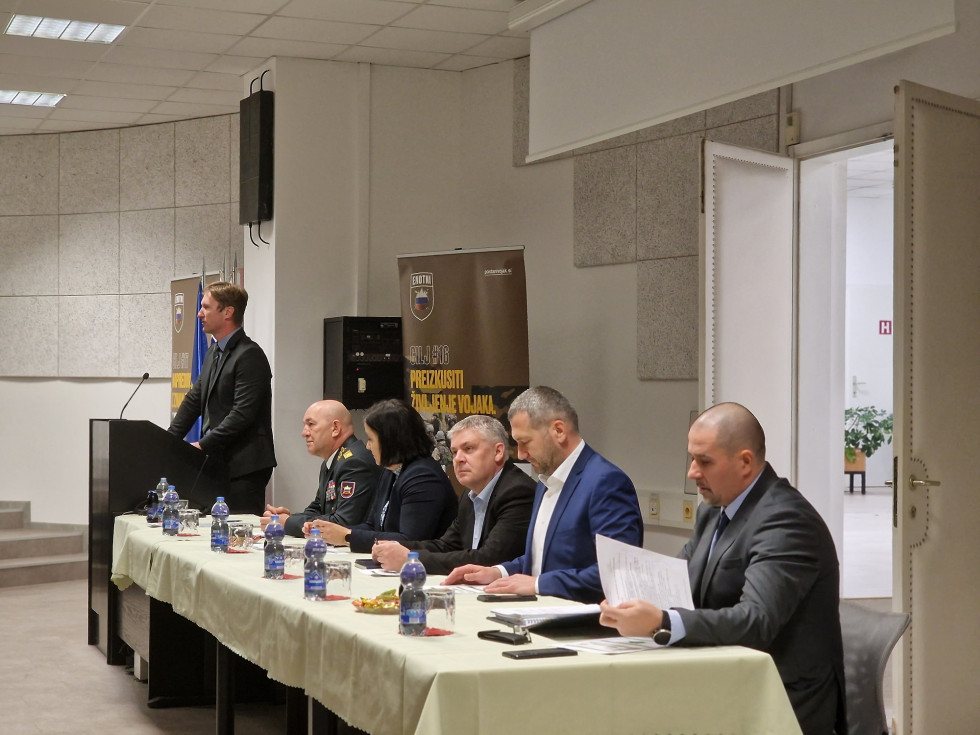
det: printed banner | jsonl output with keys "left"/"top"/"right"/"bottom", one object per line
{"left": 170, "top": 273, "right": 219, "bottom": 431}
{"left": 398, "top": 247, "right": 529, "bottom": 465}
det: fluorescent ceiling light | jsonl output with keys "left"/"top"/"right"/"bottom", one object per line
{"left": 4, "top": 14, "right": 125, "bottom": 43}
{"left": 0, "top": 90, "right": 66, "bottom": 107}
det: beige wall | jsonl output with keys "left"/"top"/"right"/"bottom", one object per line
{"left": 0, "top": 116, "right": 241, "bottom": 524}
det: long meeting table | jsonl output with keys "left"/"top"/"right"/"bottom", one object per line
{"left": 111, "top": 514, "right": 802, "bottom": 735}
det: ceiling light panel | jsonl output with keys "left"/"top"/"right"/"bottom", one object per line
{"left": 0, "top": 89, "right": 65, "bottom": 106}
{"left": 4, "top": 14, "right": 125, "bottom": 43}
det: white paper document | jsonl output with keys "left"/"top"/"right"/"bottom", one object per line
{"left": 562, "top": 637, "right": 662, "bottom": 655}
{"left": 596, "top": 534, "right": 694, "bottom": 609}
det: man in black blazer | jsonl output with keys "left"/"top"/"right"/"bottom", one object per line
{"left": 169, "top": 282, "right": 276, "bottom": 514}
{"left": 261, "top": 400, "right": 381, "bottom": 537}
{"left": 599, "top": 403, "right": 845, "bottom": 735}
{"left": 372, "top": 415, "right": 536, "bottom": 574}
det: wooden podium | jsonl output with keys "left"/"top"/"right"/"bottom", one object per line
{"left": 87, "top": 418, "right": 227, "bottom": 665}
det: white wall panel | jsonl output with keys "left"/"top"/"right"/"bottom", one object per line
{"left": 528, "top": 0, "right": 955, "bottom": 159}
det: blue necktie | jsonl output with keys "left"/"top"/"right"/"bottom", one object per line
{"left": 710, "top": 509, "right": 730, "bottom": 557}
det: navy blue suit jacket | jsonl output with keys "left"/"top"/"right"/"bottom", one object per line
{"left": 348, "top": 455, "right": 457, "bottom": 553}
{"left": 502, "top": 443, "right": 643, "bottom": 603}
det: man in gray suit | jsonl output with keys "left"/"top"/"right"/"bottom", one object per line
{"left": 599, "top": 403, "right": 845, "bottom": 735}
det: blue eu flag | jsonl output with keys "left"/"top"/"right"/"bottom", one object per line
{"left": 184, "top": 281, "right": 209, "bottom": 443}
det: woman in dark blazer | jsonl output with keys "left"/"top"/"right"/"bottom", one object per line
{"left": 309, "top": 399, "right": 457, "bottom": 553}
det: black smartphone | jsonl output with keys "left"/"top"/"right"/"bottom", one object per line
{"left": 502, "top": 647, "right": 578, "bottom": 660}
{"left": 354, "top": 559, "right": 381, "bottom": 569}
{"left": 477, "top": 594, "right": 538, "bottom": 603}
{"left": 478, "top": 629, "right": 530, "bottom": 645}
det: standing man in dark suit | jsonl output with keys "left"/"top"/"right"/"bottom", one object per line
{"left": 599, "top": 403, "right": 845, "bottom": 735}
{"left": 169, "top": 281, "right": 276, "bottom": 514}
{"left": 444, "top": 386, "right": 644, "bottom": 603}
{"left": 260, "top": 400, "right": 381, "bottom": 537}
{"left": 372, "top": 414, "right": 536, "bottom": 574}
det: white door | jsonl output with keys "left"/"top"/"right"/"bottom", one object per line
{"left": 893, "top": 80, "right": 980, "bottom": 734}
{"left": 701, "top": 141, "right": 795, "bottom": 477}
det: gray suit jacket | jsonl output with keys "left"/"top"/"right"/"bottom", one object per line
{"left": 676, "top": 464, "right": 846, "bottom": 735}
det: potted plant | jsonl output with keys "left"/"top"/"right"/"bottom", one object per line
{"left": 844, "top": 405, "right": 894, "bottom": 469}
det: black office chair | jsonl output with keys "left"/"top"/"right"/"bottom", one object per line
{"left": 840, "top": 600, "right": 911, "bottom": 735}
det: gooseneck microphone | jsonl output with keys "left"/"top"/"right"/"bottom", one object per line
{"left": 119, "top": 372, "right": 151, "bottom": 419}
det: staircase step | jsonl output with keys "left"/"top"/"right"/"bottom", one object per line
{"left": 0, "top": 553, "right": 88, "bottom": 589}
{"left": 0, "top": 508, "right": 25, "bottom": 530}
{"left": 0, "top": 528, "right": 85, "bottom": 560}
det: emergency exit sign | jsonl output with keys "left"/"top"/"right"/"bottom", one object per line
{"left": 880, "top": 320, "right": 892, "bottom": 335}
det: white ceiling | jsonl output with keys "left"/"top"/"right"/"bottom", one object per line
{"left": 0, "top": 0, "right": 525, "bottom": 136}
{"left": 847, "top": 148, "right": 894, "bottom": 200}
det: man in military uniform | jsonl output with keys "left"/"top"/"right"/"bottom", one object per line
{"left": 261, "top": 400, "right": 381, "bottom": 537}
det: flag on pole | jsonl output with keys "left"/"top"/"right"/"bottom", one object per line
{"left": 184, "top": 279, "right": 209, "bottom": 443}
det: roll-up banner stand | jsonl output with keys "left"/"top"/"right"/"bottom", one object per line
{"left": 397, "top": 247, "right": 530, "bottom": 465}
{"left": 170, "top": 272, "right": 221, "bottom": 431}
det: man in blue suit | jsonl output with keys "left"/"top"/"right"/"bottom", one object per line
{"left": 444, "top": 386, "right": 643, "bottom": 603}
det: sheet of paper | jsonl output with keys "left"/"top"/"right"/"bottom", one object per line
{"left": 561, "top": 637, "right": 662, "bottom": 655}
{"left": 596, "top": 534, "right": 694, "bottom": 609}
{"left": 445, "top": 584, "right": 486, "bottom": 594}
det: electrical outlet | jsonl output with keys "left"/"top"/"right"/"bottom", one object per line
{"left": 682, "top": 499, "right": 695, "bottom": 524}
{"left": 648, "top": 492, "right": 660, "bottom": 522}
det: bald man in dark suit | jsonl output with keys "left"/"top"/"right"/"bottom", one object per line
{"left": 600, "top": 403, "right": 846, "bottom": 735}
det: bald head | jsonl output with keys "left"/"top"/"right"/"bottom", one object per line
{"left": 687, "top": 403, "right": 767, "bottom": 507}
{"left": 301, "top": 400, "right": 355, "bottom": 459}
{"left": 693, "top": 403, "right": 766, "bottom": 462}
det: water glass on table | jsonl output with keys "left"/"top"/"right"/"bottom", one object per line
{"left": 178, "top": 509, "right": 199, "bottom": 536}
{"left": 424, "top": 587, "right": 455, "bottom": 636}
{"left": 324, "top": 560, "right": 351, "bottom": 600}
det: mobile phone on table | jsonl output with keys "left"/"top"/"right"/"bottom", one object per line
{"left": 478, "top": 629, "right": 530, "bottom": 645}
{"left": 502, "top": 647, "right": 578, "bottom": 660}
{"left": 477, "top": 594, "right": 537, "bottom": 603}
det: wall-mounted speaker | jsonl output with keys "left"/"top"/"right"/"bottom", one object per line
{"left": 239, "top": 89, "right": 274, "bottom": 225}
{"left": 323, "top": 317, "right": 405, "bottom": 410}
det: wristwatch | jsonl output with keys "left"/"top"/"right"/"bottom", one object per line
{"left": 344, "top": 532, "right": 351, "bottom": 544}
{"left": 652, "top": 610, "right": 672, "bottom": 645}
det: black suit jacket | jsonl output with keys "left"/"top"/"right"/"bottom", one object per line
{"left": 283, "top": 435, "right": 381, "bottom": 537}
{"left": 169, "top": 329, "right": 276, "bottom": 479}
{"left": 408, "top": 460, "right": 536, "bottom": 574}
{"left": 348, "top": 455, "right": 457, "bottom": 553}
{"left": 676, "top": 464, "right": 846, "bottom": 735}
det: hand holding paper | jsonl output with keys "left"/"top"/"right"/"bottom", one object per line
{"left": 595, "top": 534, "right": 694, "bottom": 609}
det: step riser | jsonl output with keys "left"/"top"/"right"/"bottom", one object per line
{"left": 0, "top": 534, "right": 85, "bottom": 560}
{"left": 0, "top": 511, "right": 25, "bottom": 530}
{"left": 0, "top": 560, "right": 88, "bottom": 589}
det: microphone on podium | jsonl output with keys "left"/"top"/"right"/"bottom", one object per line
{"left": 119, "top": 372, "right": 151, "bottom": 419}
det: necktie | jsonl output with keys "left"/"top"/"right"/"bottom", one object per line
{"left": 710, "top": 509, "right": 730, "bottom": 557}
{"left": 202, "top": 347, "right": 221, "bottom": 433}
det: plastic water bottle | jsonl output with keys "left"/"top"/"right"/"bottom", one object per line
{"left": 303, "top": 528, "right": 327, "bottom": 601}
{"left": 210, "top": 496, "right": 230, "bottom": 553}
{"left": 145, "top": 477, "right": 166, "bottom": 523}
{"left": 398, "top": 551, "right": 427, "bottom": 636}
{"left": 161, "top": 485, "right": 179, "bottom": 536}
{"left": 264, "top": 514, "right": 285, "bottom": 579}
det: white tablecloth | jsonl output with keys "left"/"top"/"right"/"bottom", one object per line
{"left": 111, "top": 514, "right": 802, "bottom": 735}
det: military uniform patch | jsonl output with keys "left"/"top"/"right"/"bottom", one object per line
{"left": 340, "top": 481, "right": 355, "bottom": 498}
{"left": 340, "top": 448, "right": 353, "bottom": 460}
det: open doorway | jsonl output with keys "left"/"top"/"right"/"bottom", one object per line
{"left": 798, "top": 137, "right": 894, "bottom": 600}
{"left": 841, "top": 142, "right": 894, "bottom": 599}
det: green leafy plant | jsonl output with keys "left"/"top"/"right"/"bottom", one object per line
{"left": 844, "top": 406, "right": 894, "bottom": 463}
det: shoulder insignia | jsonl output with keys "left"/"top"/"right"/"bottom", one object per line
{"left": 340, "top": 481, "right": 355, "bottom": 498}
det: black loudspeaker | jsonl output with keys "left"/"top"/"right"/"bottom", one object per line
{"left": 239, "top": 89, "right": 274, "bottom": 225}
{"left": 323, "top": 317, "right": 404, "bottom": 410}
